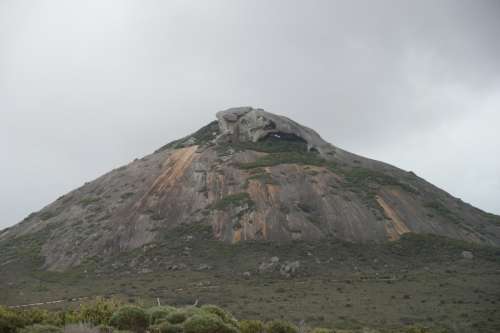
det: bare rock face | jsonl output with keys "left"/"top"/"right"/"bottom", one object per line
{"left": 1, "top": 106, "right": 499, "bottom": 271}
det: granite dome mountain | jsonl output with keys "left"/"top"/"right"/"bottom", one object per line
{"left": 1, "top": 107, "right": 499, "bottom": 271}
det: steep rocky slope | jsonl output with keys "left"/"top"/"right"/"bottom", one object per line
{"left": 1, "top": 107, "right": 499, "bottom": 271}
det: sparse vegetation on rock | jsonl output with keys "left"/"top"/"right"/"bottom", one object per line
{"left": 79, "top": 197, "right": 100, "bottom": 208}
{"left": 156, "top": 121, "right": 220, "bottom": 152}
{"left": 210, "top": 193, "right": 255, "bottom": 211}
{"left": 238, "top": 152, "right": 324, "bottom": 170}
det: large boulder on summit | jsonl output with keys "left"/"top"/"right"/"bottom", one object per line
{"left": 216, "top": 107, "right": 334, "bottom": 155}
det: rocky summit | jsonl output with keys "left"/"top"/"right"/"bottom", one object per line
{"left": 1, "top": 107, "right": 499, "bottom": 271}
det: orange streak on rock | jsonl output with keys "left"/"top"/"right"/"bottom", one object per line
{"left": 247, "top": 178, "right": 280, "bottom": 206}
{"left": 233, "top": 229, "right": 242, "bottom": 243}
{"left": 245, "top": 179, "right": 281, "bottom": 240}
{"left": 376, "top": 195, "right": 411, "bottom": 240}
{"left": 261, "top": 213, "right": 268, "bottom": 239}
{"left": 155, "top": 146, "right": 198, "bottom": 192}
{"left": 266, "top": 184, "right": 280, "bottom": 203}
{"left": 136, "top": 146, "right": 198, "bottom": 209}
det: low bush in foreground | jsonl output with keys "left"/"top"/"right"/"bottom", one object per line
{"left": 109, "top": 307, "right": 148, "bottom": 333}
{"left": 62, "top": 323, "right": 101, "bottom": 333}
{"left": 309, "top": 329, "right": 333, "bottom": 333}
{"left": 146, "top": 307, "right": 177, "bottom": 326}
{"left": 265, "top": 320, "right": 298, "bottom": 333}
{"left": 150, "top": 321, "right": 183, "bottom": 333}
{"left": 183, "top": 313, "right": 236, "bottom": 333}
{"left": 19, "top": 325, "right": 60, "bottom": 333}
{"left": 239, "top": 320, "right": 264, "bottom": 333}
{"left": 1, "top": 301, "right": 451, "bottom": 333}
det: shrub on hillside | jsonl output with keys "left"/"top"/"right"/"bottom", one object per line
{"left": 0, "top": 306, "right": 67, "bottom": 333}
{"left": 404, "top": 327, "right": 449, "bottom": 333}
{"left": 20, "top": 324, "right": 61, "bottom": 333}
{"left": 146, "top": 307, "right": 177, "bottom": 325}
{"left": 95, "top": 326, "right": 113, "bottom": 333}
{"left": 78, "top": 299, "right": 121, "bottom": 326}
{"left": 0, "top": 306, "right": 25, "bottom": 333}
{"left": 265, "top": 320, "right": 298, "bottom": 333}
{"left": 239, "top": 320, "right": 264, "bottom": 333}
{"left": 149, "top": 322, "right": 183, "bottom": 333}
{"left": 62, "top": 323, "right": 100, "bottom": 333}
{"left": 183, "top": 313, "right": 238, "bottom": 333}
{"left": 109, "top": 307, "right": 148, "bottom": 333}
{"left": 165, "top": 311, "right": 188, "bottom": 325}
{"left": 15, "top": 308, "right": 63, "bottom": 327}
{"left": 174, "top": 307, "right": 201, "bottom": 319}
{"left": 199, "top": 305, "right": 238, "bottom": 328}
{"left": 309, "top": 329, "right": 333, "bottom": 333}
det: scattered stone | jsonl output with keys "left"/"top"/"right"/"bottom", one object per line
{"left": 280, "top": 261, "right": 300, "bottom": 277}
{"left": 243, "top": 271, "right": 251, "bottom": 279}
{"left": 259, "top": 257, "right": 280, "bottom": 273}
{"left": 259, "top": 261, "right": 277, "bottom": 273}
{"left": 462, "top": 251, "right": 474, "bottom": 260}
{"left": 182, "top": 246, "right": 192, "bottom": 256}
{"left": 258, "top": 257, "right": 301, "bottom": 277}
{"left": 168, "top": 263, "right": 187, "bottom": 271}
{"left": 197, "top": 263, "right": 211, "bottom": 271}
{"left": 111, "top": 262, "right": 123, "bottom": 269}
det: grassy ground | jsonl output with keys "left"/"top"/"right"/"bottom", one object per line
{"left": 1, "top": 235, "right": 499, "bottom": 332}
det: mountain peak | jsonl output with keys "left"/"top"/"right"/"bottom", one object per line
{"left": 1, "top": 107, "right": 499, "bottom": 270}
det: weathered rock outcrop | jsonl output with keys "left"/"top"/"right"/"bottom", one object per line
{"left": 216, "top": 107, "right": 334, "bottom": 155}
{"left": 1, "top": 106, "right": 499, "bottom": 271}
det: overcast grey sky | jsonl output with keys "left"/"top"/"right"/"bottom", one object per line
{"left": 1, "top": 0, "right": 499, "bottom": 230}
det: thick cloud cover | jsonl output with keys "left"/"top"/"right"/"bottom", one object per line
{"left": 1, "top": 0, "right": 499, "bottom": 229}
